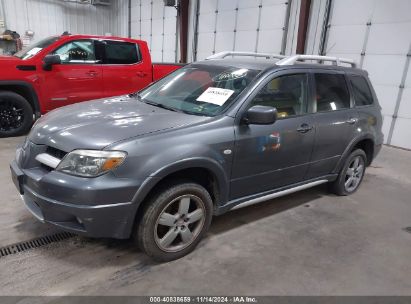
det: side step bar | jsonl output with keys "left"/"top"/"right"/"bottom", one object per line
{"left": 231, "top": 180, "right": 328, "bottom": 210}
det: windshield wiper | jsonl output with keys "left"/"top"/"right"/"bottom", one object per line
{"left": 141, "top": 100, "right": 182, "bottom": 113}
{"left": 179, "top": 109, "right": 211, "bottom": 117}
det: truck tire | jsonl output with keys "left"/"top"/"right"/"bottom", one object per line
{"left": 0, "top": 91, "right": 34, "bottom": 137}
{"left": 329, "top": 149, "right": 367, "bottom": 196}
{"left": 136, "top": 182, "right": 213, "bottom": 262}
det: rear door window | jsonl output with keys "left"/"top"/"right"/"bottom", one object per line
{"left": 314, "top": 73, "right": 350, "bottom": 112}
{"left": 350, "top": 75, "right": 374, "bottom": 106}
{"left": 104, "top": 41, "right": 140, "bottom": 64}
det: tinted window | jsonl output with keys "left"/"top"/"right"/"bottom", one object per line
{"left": 350, "top": 75, "right": 373, "bottom": 106}
{"left": 53, "top": 40, "right": 96, "bottom": 63}
{"left": 250, "top": 74, "right": 308, "bottom": 118}
{"left": 315, "top": 73, "right": 350, "bottom": 112}
{"left": 104, "top": 41, "right": 139, "bottom": 64}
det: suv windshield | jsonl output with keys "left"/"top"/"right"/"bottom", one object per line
{"left": 14, "top": 36, "right": 60, "bottom": 60}
{"left": 138, "top": 65, "right": 260, "bottom": 116}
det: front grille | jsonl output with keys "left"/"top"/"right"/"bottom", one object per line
{"left": 46, "top": 146, "right": 67, "bottom": 160}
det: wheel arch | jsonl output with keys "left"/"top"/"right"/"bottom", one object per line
{"left": 126, "top": 158, "right": 229, "bottom": 237}
{"left": 0, "top": 81, "right": 41, "bottom": 118}
{"left": 334, "top": 135, "right": 375, "bottom": 174}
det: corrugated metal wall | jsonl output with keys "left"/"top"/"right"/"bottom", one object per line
{"left": 129, "top": 0, "right": 178, "bottom": 62}
{"left": 306, "top": 0, "right": 411, "bottom": 149}
{"left": 188, "top": 0, "right": 291, "bottom": 61}
{"left": 0, "top": 0, "right": 124, "bottom": 44}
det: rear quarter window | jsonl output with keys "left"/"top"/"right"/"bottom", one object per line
{"left": 350, "top": 75, "right": 374, "bottom": 106}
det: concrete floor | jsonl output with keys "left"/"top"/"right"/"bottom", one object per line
{"left": 0, "top": 136, "right": 410, "bottom": 296}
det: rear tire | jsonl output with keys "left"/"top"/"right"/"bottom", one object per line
{"left": 0, "top": 91, "right": 33, "bottom": 138}
{"left": 330, "top": 149, "right": 367, "bottom": 196}
{"left": 136, "top": 182, "right": 213, "bottom": 262}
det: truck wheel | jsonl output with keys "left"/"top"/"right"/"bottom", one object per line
{"left": 136, "top": 182, "right": 213, "bottom": 262}
{"left": 0, "top": 92, "right": 33, "bottom": 138}
{"left": 330, "top": 149, "right": 367, "bottom": 196}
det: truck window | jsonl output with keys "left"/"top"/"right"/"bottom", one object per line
{"left": 314, "top": 73, "right": 350, "bottom": 112}
{"left": 104, "top": 41, "right": 140, "bottom": 64}
{"left": 14, "top": 36, "right": 60, "bottom": 60}
{"left": 350, "top": 75, "right": 374, "bottom": 106}
{"left": 53, "top": 40, "right": 96, "bottom": 64}
{"left": 250, "top": 74, "right": 308, "bottom": 119}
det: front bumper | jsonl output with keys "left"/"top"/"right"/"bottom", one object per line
{"left": 10, "top": 159, "right": 140, "bottom": 239}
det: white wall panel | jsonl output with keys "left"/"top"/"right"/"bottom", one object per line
{"left": 2, "top": 0, "right": 120, "bottom": 45}
{"left": 367, "top": 23, "right": 411, "bottom": 55}
{"left": 325, "top": 25, "right": 365, "bottom": 54}
{"left": 129, "top": 0, "right": 177, "bottom": 62}
{"left": 398, "top": 88, "right": 411, "bottom": 119}
{"left": 363, "top": 55, "right": 406, "bottom": 86}
{"left": 192, "top": 0, "right": 288, "bottom": 61}
{"left": 390, "top": 118, "right": 411, "bottom": 149}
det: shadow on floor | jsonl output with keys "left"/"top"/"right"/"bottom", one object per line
{"left": 8, "top": 184, "right": 329, "bottom": 267}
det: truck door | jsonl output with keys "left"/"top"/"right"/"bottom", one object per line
{"left": 41, "top": 39, "right": 103, "bottom": 111}
{"left": 100, "top": 40, "right": 152, "bottom": 97}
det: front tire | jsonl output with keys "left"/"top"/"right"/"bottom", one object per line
{"left": 0, "top": 91, "right": 34, "bottom": 138}
{"left": 136, "top": 182, "right": 213, "bottom": 262}
{"left": 330, "top": 149, "right": 367, "bottom": 196}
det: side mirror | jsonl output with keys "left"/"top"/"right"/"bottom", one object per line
{"left": 43, "top": 54, "right": 61, "bottom": 71}
{"left": 243, "top": 105, "right": 277, "bottom": 125}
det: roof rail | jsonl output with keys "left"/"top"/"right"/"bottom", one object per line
{"left": 276, "top": 54, "right": 356, "bottom": 67}
{"left": 206, "top": 51, "right": 286, "bottom": 60}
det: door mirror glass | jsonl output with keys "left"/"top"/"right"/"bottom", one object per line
{"left": 244, "top": 105, "right": 277, "bottom": 125}
{"left": 43, "top": 54, "right": 61, "bottom": 71}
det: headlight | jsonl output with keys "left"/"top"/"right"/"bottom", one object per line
{"left": 56, "top": 150, "right": 127, "bottom": 177}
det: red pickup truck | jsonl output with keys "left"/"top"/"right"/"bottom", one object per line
{"left": 0, "top": 33, "right": 183, "bottom": 137}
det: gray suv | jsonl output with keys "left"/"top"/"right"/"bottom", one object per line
{"left": 10, "top": 53, "right": 383, "bottom": 261}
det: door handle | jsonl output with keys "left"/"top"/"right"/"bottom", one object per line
{"left": 136, "top": 71, "right": 147, "bottom": 77}
{"left": 297, "top": 123, "right": 313, "bottom": 134}
{"left": 86, "top": 70, "right": 98, "bottom": 77}
{"left": 346, "top": 117, "right": 358, "bottom": 125}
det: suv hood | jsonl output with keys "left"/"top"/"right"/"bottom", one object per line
{"left": 29, "top": 95, "right": 210, "bottom": 152}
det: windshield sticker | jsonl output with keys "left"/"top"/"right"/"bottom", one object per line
{"left": 196, "top": 87, "right": 235, "bottom": 106}
{"left": 213, "top": 68, "right": 248, "bottom": 82}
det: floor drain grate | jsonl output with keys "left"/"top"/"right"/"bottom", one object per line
{"left": 0, "top": 231, "right": 75, "bottom": 258}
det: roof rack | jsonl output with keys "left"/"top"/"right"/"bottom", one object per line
{"left": 206, "top": 51, "right": 286, "bottom": 60}
{"left": 206, "top": 51, "right": 356, "bottom": 68}
{"left": 276, "top": 54, "right": 356, "bottom": 67}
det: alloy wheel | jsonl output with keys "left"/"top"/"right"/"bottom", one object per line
{"left": 344, "top": 156, "right": 365, "bottom": 192}
{"left": 0, "top": 100, "right": 24, "bottom": 132}
{"left": 154, "top": 194, "right": 206, "bottom": 252}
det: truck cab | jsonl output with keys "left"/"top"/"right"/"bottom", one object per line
{"left": 0, "top": 33, "right": 182, "bottom": 137}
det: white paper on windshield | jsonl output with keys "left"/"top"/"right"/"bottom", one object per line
{"left": 196, "top": 87, "right": 235, "bottom": 106}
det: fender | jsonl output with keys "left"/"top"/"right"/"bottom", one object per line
{"left": 0, "top": 80, "right": 42, "bottom": 118}
{"left": 333, "top": 133, "right": 375, "bottom": 174}
{"left": 131, "top": 157, "right": 230, "bottom": 209}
